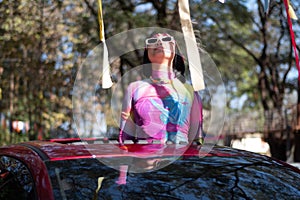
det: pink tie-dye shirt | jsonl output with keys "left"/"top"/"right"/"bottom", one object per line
{"left": 119, "top": 71, "right": 203, "bottom": 144}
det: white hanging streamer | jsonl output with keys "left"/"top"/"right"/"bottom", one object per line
{"left": 102, "top": 42, "right": 113, "bottom": 89}
{"left": 98, "top": 0, "right": 113, "bottom": 89}
{"left": 178, "top": 0, "right": 205, "bottom": 91}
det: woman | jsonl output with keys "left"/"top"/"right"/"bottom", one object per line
{"left": 119, "top": 33, "right": 203, "bottom": 145}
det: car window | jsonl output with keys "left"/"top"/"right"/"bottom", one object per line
{"left": 0, "top": 156, "right": 36, "bottom": 200}
{"left": 46, "top": 155, "right": 300, "bottom": 200}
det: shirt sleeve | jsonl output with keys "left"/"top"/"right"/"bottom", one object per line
{"left": 188, "top": 91, "right": 203, "bottom": 143}
{"left": 119, "top": 83, "right": 137, "bottom": 144}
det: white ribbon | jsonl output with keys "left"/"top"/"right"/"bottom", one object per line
{"left": 98, "top": 0, "right": 113, "bottom": 89}
{"left": 178, "top": 0, "right": 205, "bottom": 91}
{"left": 102, "top": 42, "right": 113, "bottom": 89}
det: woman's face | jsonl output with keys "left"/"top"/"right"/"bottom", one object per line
{"left": 146, "top": 33, "right": 175, "bottom": 64}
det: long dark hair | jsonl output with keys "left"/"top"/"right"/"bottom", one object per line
{"left": 142, "top": 39, "right": 186, "bottom": 83}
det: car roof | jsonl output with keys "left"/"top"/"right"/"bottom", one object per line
{"left": 0, "top": 138, "right": 245, "bottom": 160}
{"left": 1, "top": 138, "right": 300, "bottom": 173}
{"left": 20, "top": 140, "right": 204, "bottom": 161}
{"left": 0, "top": 139, "right": 270, "bottom": 159}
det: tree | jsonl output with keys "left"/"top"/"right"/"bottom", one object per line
{"left": 191, "top": 0, "right": 299, "bottom": 160}
{"left": 0, "top": 0, "right": 100, "bottom": 139}
{"left": 1, "top": 0, "right": 299, "bottom": 158}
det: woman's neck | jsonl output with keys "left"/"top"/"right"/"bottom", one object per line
{"left": 151, "top": 69, "right": 174, "bottom": 80}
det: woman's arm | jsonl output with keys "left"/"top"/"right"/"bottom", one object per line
{"left": 119, "top": 84, "right": 136, "bottom": 144}
{"left": 188, "top": 92, "right": 204, "bottom": 144}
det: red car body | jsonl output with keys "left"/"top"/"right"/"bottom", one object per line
{"left": 1, "top": 139, "right": 300, "bottom": 199}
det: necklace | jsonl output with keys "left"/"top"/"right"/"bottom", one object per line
{"left": 150, "top": 76, "right": 172, "bottom": 84}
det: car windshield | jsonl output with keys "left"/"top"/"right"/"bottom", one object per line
{"left": 45, "top": 154, "right": 300, "bottom": 200}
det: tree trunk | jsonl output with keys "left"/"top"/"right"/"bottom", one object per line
{"left": 294, "top": 83, "right": 300, "bottom": 162}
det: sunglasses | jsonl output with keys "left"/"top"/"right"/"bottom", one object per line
{"left": 145, "top": 36, "right": 175, "bottom": 45}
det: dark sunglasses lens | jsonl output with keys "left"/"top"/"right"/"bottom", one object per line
{"left": 147, "top": 38, "right": 158, "bottom": 44}
{"left": 162, "top": 36, "right": 172, "bottom": 42}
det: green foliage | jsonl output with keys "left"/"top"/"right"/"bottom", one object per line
{"left": 0, "top": 129, "right": 28, "bottom": 147}
{"left": 191, "top": 0, "right": 299, "bottom": 112}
